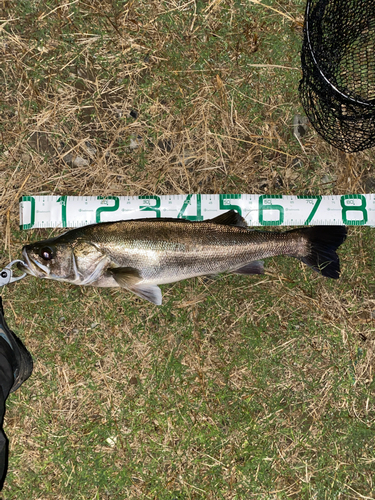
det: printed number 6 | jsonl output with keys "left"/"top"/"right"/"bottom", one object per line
{"left": 259, "top": 195, "right": 284, "bottom": 226}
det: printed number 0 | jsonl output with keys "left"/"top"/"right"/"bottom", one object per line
{"left": 340, "top": 195, "right": 367, "bottom": 225}
{"left": 21, "top": 196, "right": 36, "bottom": 230}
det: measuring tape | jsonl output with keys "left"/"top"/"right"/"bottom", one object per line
{"left": 19, "top": 194, "right": 373, "bottom": 229}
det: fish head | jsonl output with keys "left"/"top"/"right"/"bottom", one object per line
{"left": 18, "top": 236, "right": 107, "bottom": 285}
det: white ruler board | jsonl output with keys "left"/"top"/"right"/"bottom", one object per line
{"left": 19, "top": 194, "right": 374, "bottom": 229}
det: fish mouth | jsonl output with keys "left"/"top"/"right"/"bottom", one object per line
{"left": 18, "top": 248, "right": 50, "bottom": 278}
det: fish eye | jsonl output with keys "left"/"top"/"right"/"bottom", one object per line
{"left": 39, "top": 247, "right": 54, "bottom": 261}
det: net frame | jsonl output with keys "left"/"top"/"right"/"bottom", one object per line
{"left": 299, "top": 0, "right": 375, "bottom": 152}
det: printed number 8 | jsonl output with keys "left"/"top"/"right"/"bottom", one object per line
{"left": 340, "top": 195, "right": 368, "bottom": 225}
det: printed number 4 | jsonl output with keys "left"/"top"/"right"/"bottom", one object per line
{"left": 178, "top": 194, "right": 203, "bottom": 221}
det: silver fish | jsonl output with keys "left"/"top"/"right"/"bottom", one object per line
{"left": 18, "top": 211, "right": 347, "bottom": 305}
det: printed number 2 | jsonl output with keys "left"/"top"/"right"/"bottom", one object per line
{"left": 96, "top": 196, "right": 120, "bottom": 223}
{"left": 341, "top": 195, "right": 368, "bottom": 225}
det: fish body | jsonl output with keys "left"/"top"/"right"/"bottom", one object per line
{"left": 18, "top": 211, "right": 347, "bottom": 305}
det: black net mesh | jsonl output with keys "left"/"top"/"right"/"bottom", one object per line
{"left": 299, "top": 0, "right": 375, "bottom": 152}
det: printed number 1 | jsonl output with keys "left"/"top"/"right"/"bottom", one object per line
{"left": 57, "top": 196, "right": 67, "bottom": 227}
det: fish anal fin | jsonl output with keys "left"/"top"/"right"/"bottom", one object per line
{"left": 232, "top": 260, "right": 264, "bottom": 275}
{"left": 131, "top": 284, "right": 162, "bottom": 305}
{"left": 110, "top": 267, "right": 162, "bottom": 305}
{"left": 208, "top": 210, "right": 247, "bottom": 228}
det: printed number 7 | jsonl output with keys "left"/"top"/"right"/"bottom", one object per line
{"left": 297, "top": 196, "right": 322, "bottom": 225}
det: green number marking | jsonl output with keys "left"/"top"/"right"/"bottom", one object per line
{"left": 139, "top": 195, "right": 161, "bottom": 218}
{"left": 57, "top": 196, "right": 67, "bottom": 227}
{"left": 297, "top": 195, "right": 322, "bottom": 225}
{"left": 20, "top": 196, "right": 35, "bottom": 230}
{"left": 178, "top": 194, "right": 203, "bottom": 221}
{"left": 219, "top": 194, "right": 242, "bottom": 216}
{"left": 259, "top": 195, "right": 284, "bottom": 226}
{"left": 340, "top": 194, "right": 368, "bottom": 225}
{"left": 96, "top": 196, "right": 120, "bottom": 223}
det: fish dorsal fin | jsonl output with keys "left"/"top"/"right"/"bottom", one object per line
{"left": 207, "top": 210, "right": 247, "bottom": 228}
{"left": 110, "top": 267, "right": 162, "bottom": 305}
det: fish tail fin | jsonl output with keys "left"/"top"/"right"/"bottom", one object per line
{"left": 299, "top": 226, "right": 347, "bottom": 279}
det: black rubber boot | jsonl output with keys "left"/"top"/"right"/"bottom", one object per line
{"left": 0, "top": 298, "right": 33, "bottom": 393}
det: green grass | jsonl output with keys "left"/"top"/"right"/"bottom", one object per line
{"left": 1, "top": 0, "right": 375, "bottom": 499}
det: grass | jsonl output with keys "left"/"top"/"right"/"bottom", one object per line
{"left": 1, "top": 0, "right": 375, "bottom": 499}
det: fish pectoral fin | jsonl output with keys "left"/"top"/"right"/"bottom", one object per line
{"left": 232, "top": 260, "right": 264, "bottom": 275}
{"left": 110, "top": 267, "right": 162, "bottom": 306}
{"left": 110, "top": 267, "right": 142, "bottom": 287}
{"left": 207, "top": 210, "right": 247, "bottom": 228}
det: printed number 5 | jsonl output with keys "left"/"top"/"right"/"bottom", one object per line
{"left": 219, "top": 194, "right": 242, "bottom": 216}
